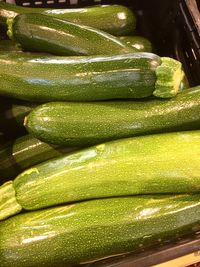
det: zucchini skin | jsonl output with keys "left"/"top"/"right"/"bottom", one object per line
{"left": 0, "top": 134, "right": 78, "bottom": 182}
{"left": 119, "top": 36, "right": 153, "bottom": 52}
{"left": 0, "top": 53, "right": 160, "bottom": 102}
{"left": 0, "top": 97, "right": 36, "bottom": 139}
{"left": 0, "top": 2, "right": 136, "bottom": 36}
{"left": 8, "top": 13, "right": 135, "bottom": 56}
{"left": 10, "top": 131, "right": 200, "bottom": 211}
{"left": 1, "top": 195, "right": 200, "bottom": 267}
{"left": 25, "top": 86, "right": 200, "bottom": 146}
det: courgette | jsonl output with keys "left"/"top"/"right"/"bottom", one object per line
{"left": 119, "top": 35, "right": 153, "bottom": 52}
{"left": 0, "top": 134, "right": 78, "bottom": 182}
{"left": 1, "top": 131, "right": 200, "bottom": 220}
{"left": 0, "top": 97, "right": 36, "bottom": 139}
{"left": 25, "top": 86, "right": 200, "bottom": 146}
{"left": 1, "top": 195, "right": 200, "bottom": 267}
{"left": 7, "top": 13, "right": 136, "bottom": 56}
{"left": 0, "top": 52, "right": 184, "bottom": 101}
{"left": 0, "top": 2, "right": 136, "bottom": 37}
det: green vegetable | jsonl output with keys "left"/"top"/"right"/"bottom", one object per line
{"left": 154, "top": 57, "right": 185, "bottom": 98}
{"left": 1, "top": 195, "right": 200, "bottom": 267}
{"left": 7, "top": 13, "right": 136, "bottom": 56}
{"left": 0, "top": 52, "right": 184, "bottom": 102}
{"left": 119, "top": 36, "right": 152, "bottom": 52}
{"left": 1, "top": 131, "right": 200, "bottom": 220}
{"left": 25, "top": 86, "right": 200, "bottom": 146}
{"left": 0, "top": 134, "right": 78, "bottom": 182}
{"left": 0, "top": 2, "right": 136, "bottom": 37}
{"left": 0, "top": 97, "right": 36, "bottom": 139}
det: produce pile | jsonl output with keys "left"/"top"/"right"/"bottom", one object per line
{"left": 0, "top": 2, "right": 200, "bottom": 266}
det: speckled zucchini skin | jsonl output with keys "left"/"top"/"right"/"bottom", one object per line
{"left": 6, "top": 131, "right": 199, "bottom": 212}
{"left": 1, "top": 195, "right": 200, "bottom": 267}
{"left": 0, "top": 52, "right": 160, "bottom": 102}
{"left": 8, "top": 13, "right": 136, "bottom": 56}
{"left": 0, "top": 2, "right": 136, "bottom": 37}
{"left": 0, "top": 134, "right": 78, "bottom": 182}
{"left": 25, "top": 86, "right": 200, "bottom": 146}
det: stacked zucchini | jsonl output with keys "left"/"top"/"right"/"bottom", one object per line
{"left": 0, "top": 2, "right": 200, "bottom": 267}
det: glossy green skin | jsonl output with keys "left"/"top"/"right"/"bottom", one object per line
{"left": 12, "top": 131, "right": 200, "bottom": 210}
{"left": 0, "top": 97, "right": 36, "bottom": 139}
{"left": 26, "top": 87, "right": 200, "bottom": 146}
{"left": 0, "top": 2, "right": 135, "bottom": 37}
{"left": 1, "top": 195, "right": 200, "bottom": 267}
{"left": 0, "top": 134, "right": 78, "bottom": 182}
{"left": 0, "top": 40, "right": 21, "bottom": 51}
{"left": 0, "top": 52, "right": 160, "bottom": 102}
{"left": 10, "top": 13, "right": 135, "bottom": 56}
{"left": 119, "top": 36, "right": 153, "bottom": 52}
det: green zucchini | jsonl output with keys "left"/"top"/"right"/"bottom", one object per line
{"left": 1, "top": 131, "right": 200, "bottom": 220}
{"left": 1, "top": 195, "right": 200, "bottom": 267}
{"left": 7, "top": 13, "right": 136, "bottom": 56}
{"left": 0, "top": 39, "right": 21, "bottom": 51}
{"left": 0, "top": 52, "right": 184, "bottom": 101}
{"left": 0, "top": 97, "right": 36, "bottom": 139}
{"left": 119, "top": 36, "right": 153, "bottom": 52}
{"left": 0, "top": 2, "right": 136, "bottom": 37}
{"left": 0, "top": 134, "right": 78, "bottom": 182}
{"left": 25, "top": 86, "right": 200, "bottom": 146}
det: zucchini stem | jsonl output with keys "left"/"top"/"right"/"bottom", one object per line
{"left": 6, "top": 18, "right": 14, "bottom": 40}
{"left": 0, "top": 181, "right": 22, "bottom": 221}
{"left": 154, "top": 57, "right": 185, "bottom": 98}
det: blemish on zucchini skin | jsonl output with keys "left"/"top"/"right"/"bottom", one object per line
{"left": 20, "top": 167, "right": 39, "bottom": 176}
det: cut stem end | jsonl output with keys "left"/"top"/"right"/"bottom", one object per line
{"left": 153, "top": 57, "right": 185, "bottom": 98}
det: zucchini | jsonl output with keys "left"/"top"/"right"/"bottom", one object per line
{"left": 119, "top": 35, "right": 153, "bottom": 52}
{"left": 0, "top": 52, "right": 184, "bottom": 101}
{"left": 0, "top": 97, "right": 36, "bottom": 139}
{"left": 0, "top": 134, "right": 78, "bottom": 182}
{"left": 0, "top": 40, "right": 21, "bottom": 51}
{"left": 0, "top": 2, "right": 136, "bottom": 37}
{"left": 25, "top": 86, "right": 200, "bottom": 146}
{"left": 1, "top": 195, "right": 200, "bottom": 267}
{"left": 7, "top": 13, "right": 136, "bottom": 56}
{"left": 1, "top": 131, "right": 200, "bottom": 220}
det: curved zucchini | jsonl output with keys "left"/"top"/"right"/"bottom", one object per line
{"left": 0, "top": 97, "right": 36, "bottom": 139}
{"left": 7, "top": 13, "right": 136, "bottom": 56}
{"left": 1, "top": 195, "right": 200, "bottom": 267}
{"left": 0, "top": 52, "right": 184, "bottom": 102}
{"left": 0, "top": 2, "right": 136, "bottom": 37}
{"left": 1, "top": 131, "right": 200, "bottom": 220}
{"left": 0, "top": 134, "right": 78, "bottom": 182}
{"left": 119, "top": 36, "right": 153, "bottom": 52}
{"left": 25, "top": 86, "right": 200, "bottom": 146}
